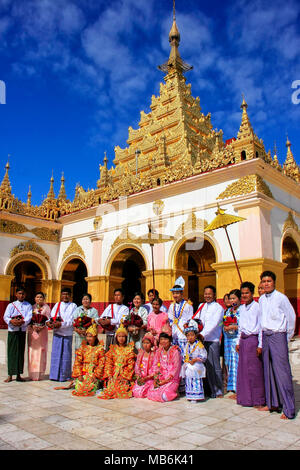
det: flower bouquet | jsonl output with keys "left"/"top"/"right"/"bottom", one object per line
{"left": 73, "top": 315, "right": 93, "bottom": 332}
{"left": 31, "top": 312, "right": 48, "bottom": 327}
{"left": 223, "top": 313, "right": 237, "bottom": 334}
{"left": 47, "top": 315, "right": 63, "bottom": 327}
{"left": 123, "top": 313, "right": 143, "bottom": 337}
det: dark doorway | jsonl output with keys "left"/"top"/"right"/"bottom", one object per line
{"left": 61, "top": 259, "right": 88, "bottom": 307}
{"left": 10, "top": 261, "right": 43, "bottom": 304}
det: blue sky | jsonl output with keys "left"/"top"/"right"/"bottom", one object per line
{"left": 0, "top": 0, "right": 299, "bottom": 205}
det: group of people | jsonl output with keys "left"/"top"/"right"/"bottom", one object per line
{"left": 3, "top": 270, "right": 296, "bottom": 419}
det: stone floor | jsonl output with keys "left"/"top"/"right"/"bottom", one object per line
{"left": 0, "top": 330, "right": 300, "bottom": 451}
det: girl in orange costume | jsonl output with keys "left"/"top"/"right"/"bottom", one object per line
{"left": 98, "top": 324, "right": 136, "bottom": 399}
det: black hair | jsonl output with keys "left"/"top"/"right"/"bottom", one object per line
{"left": 159, "top": 332, "right": 172, "bottom": 342}
{"left": 260, "top": 271, "right": 276, "bottom": 282}
{"left": 133, "top": 291, "right": 145, "bottom": 303}
{"left": 204, "top": 285, "right": 216, "bottom": 295}
{"left": 223, "top": 293, "right": 229, "bottom": 301}
{"left": 147, "top": 289, "right": 159, "bottom": 296}
{"left": 152, "top": 297, "right": 163, "bottom": 307}
{"left": 229, "top": 289, "right": 241, "bottom": 300}
{"left": 114, "top": 288, "right": 125, "bottom": 296}
{"left": 61, "top": 287, "right": 71, "bottom": 294}
{"left": 16, "top": 287, "right": 25, "bottom": 293}
{"left": 82, "top": 293, "right": 92, "bottom": 302}
{"left": 35, "top": 292, "right": 45, "bottom": 298}
{"left": 240, "top": 282, "right": 255, "bottom": 294}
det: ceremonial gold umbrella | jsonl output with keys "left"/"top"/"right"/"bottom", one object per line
{"left": 136, "top": 224, "right": 174, "bottom": 293}
{"left": 204, "top": 206, "right": 246, "bottom": 284}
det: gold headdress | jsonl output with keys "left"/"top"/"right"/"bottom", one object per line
{"left": 86, "top": 320, "right": 98, "bottom": 337}
{"left": 115, "top": 323, "right": 128, "bottom": 336}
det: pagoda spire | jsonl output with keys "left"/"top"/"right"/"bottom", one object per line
{"left": 26, "top": 185, "right": 32, "bottom": 207}
{"left": 271, "top": 142, "right": 281, "bottom": 170}
{"left": 283, "top": 136, "right": 300, "bottom": 182}
{"left": 237, "top": 95, "right": 255, "bottom": 140}
{"left": 58, "top": 172, "right": 67, "bottom": 201}
{"left": 46, "top": 172, "right": 56, "bottom": 199}
{"left": 0, "top": 159, "right": 12, "bottom": 195}
{"left": 158, "top": 0, "right": 192, "bottom": 74}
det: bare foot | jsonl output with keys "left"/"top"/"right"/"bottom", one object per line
{"left": 216, "top": 395, "right": 224, "bottom": 398}
{"left": 255, "top": 406, "right": 269, "bottom": 411}
{"left": 228, "top": 393, "right": 237, "bottom": 400}
{"left": 4, "top": 376, "right": 12, "bottom": 383}
{"left": 280, "top": 413, "right": 289, "bottom": 420}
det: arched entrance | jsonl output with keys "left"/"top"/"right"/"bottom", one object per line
{"left": 10, "top": 261, "right": 43, "bottom": 304}
{"left": 176, "top": 238, "right": 216, "bottom": 308}
{"left": 61, "top": 258, "right": 88, "bottom": 306}
{"left": 109, "top": 248, "right": 146, "bottom": 306}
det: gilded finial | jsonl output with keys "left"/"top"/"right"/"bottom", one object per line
{"left": 27, "top": 185, "right": 32, "bottom": 207}
{"left": 58, "top": 171, "right": 67, "bottom": 201}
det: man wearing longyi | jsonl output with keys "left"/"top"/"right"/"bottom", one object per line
{"left": 258, "top": 271, "right": 296, "bottom": 419}
{"left": 49, "top": 287, "right": 77, "bottom": 382}
{"left": 4, "top": 287, "right": 32, "bottom": 383}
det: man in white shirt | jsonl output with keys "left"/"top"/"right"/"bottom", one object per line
{"left": 49, "top": 288, "right": 77, "bottom": 382}
{"left": 4, "top": 287, "right": 32, "bottom": 383}
{"left": 236, "top": 282, "right": 265, "bottom": 408}
{"left": 194, "top": 285, "right": 224, "bottom": 398}
{"left": 259, "top": 270, "right": 296, "bottom": 419}
{"left": 98, "top": 288, "right": 129, "bottom": 351}
{"left": 144, "top": 289, "right": 168, "bottom": 314}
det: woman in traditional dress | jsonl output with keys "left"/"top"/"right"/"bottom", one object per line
{"left": 71, "top": 321, "right": 106, "bottom": 396}
{"left": 181, "top": 321, "right": 207, "bottom": 403}
{"left": 126, "top": 292, "right": 148, "bottom": 351}
{"left": 147, "top": 332, "right": 181, "bottom": 403}
{"left": 147, "top": 297, "right": 169, "bottom": 348}
{"left": 28, "top": 292, "right": 51, "bottom": 381}
{"left": 73, "top": 294, "right": 99, "bottom": 351}
{"left": 223, "top": 289, "right": 241, "bottom": 398}
{"left": 98, "top": 324, "right": 136, "bottom": 399}
{"left": 132, "top": 333, "right": 155, "bottom": 398}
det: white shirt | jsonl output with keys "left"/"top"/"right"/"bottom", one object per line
{"left": 144, "top": 302, "right": 168, "bottom": 314}
{"left": 50, "top": 301, "right": 77, "bottom": 337}
{"left": 194, "top": 301, "right": 224, "bottom": 343}
{"left": 168, "top": 300, "right": 193, "bottom": 341}
{"left": 259, "top": 289, "right": 296, "bottom": 342}
{"left": 237, "top": 301, "right": 262, "bottom": 348}
{"left": 4, "top": 301, "right": 32, "bottom": 332}
{"left": 100, "top": 304, "right": 129, "bottom": 334}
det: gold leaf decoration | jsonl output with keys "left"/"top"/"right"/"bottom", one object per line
{"left": 153, "top": 200, "right": 164, "bottom": 216}
{"left": 0, "top": 219, "right": 28, "bottom": 234}
{"left": 175, "top": 212, "right": 209, "bottom": 239}
{"left": 217, "top": 174, "right": 274, "bottom": 200}
{"left": 62, "top": 239, "right": 85, "bottom": 261}
{"left": 111, "top": 228, "right": 141, "bottom": 251}
{"left": 283, "top": 212, "right": 299, "bottom": 233}
{"left": 10, "top": 240, "right": 50, "bottom": 261}
{"left": 31, "top": 227, "right": 60, "bottom": 241}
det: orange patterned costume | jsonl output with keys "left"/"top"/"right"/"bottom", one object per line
{"left": 72, "top": 341, "right": 106, "bottom": 396}
{"left": 98, "top": 342, "right": 136, "bottom": 399}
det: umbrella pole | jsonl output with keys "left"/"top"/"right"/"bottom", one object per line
{"left": 150, "top": 243, "right": 155, "bottom": 293}
{"left": 224, "top": 226, "right": 243, "bottom": 285}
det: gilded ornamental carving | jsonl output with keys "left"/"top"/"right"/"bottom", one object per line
{"left": 217, "top": 175, "right": 274, "bottom": 200}
{"left": 62, "top": 239, "right": 85, "bottom": 261}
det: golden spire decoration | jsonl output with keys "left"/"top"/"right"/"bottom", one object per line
{"left": 0, "top": 159, "right": 12, "bottom": 195}
{"left": 237, "top": 95, "right": 255, "bottom": 140}
{"left": 46, "top": 172, "right": 55, "bottom": 200}
{"left": 58, "top": 172, "right": 67, "bottom": 201}
{"left": 204, "top": 206, "right": 246, "bottom": 283}
{"left": 271, "top": 142, "right": 281, "bottom": 171}
{"left": 27, "top": 185, "right": 32, "bottom": 207}
{"left": 283, "top": 136, "right": 300, "bottom": 182}
{"left": 158, "top": 0, "right": 192, "bottom": 74}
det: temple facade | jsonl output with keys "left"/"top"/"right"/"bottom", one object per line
{"left": 0, "top": 13, "right": 300, "bottom": 333}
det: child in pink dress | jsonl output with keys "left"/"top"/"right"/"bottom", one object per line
{"left": 147, "top": 297, "right": 169, "bottom": 348}
{"left": 132, "top": 333, "right": 155, "bottom": 398}
{"left": 147, "top": 331, "right": 181, "bottom": 403}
